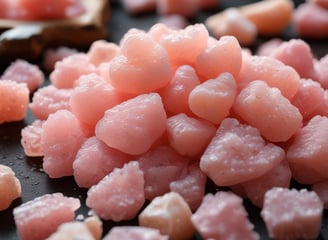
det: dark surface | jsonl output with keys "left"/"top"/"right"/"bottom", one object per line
{"left": 0, "top": 0, "right": 327, "bottom": 239}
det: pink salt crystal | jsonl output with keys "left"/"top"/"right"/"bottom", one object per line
{"left": 96, "top": 62, "right": 111, "bottom": 82}
{"left": 256, "top": 38, "right": 283, "bottom": 56}
{"left": 312, "top": 180, "right": 328, "bottom": 209}
{"left": 233, "top": 80, "right": 303, "bottom": 142}
{"left": 139, "top": 192, "right": 195, "bottom": 240}
{"left": 44, "top": 216, "right": 102, "bottom": 240}
{"left": 166, "top": 113, "right": 216, "bottom": 157}
{"left": 286, "top": 115, "right": 328, "bottom": 184}
{"left": 69, "top": 73, "right": 122, "bottom": 131}
{"left": 119, "top": 28, "right": 147, "bottom": 45}
{"left": 189, "top": 72, "right": 237, "bottom": 125}
{"left": 0, "top": 80, "right": 29, "bottom": 124}
{"left": 47, "top": 221, "right": 96, "bottom": 240}
{"left": 270, "top": 39, "right": 319, "bottom": 81}
{"left": 242, "top": 160, "right": 292, "bottom": 208}
{"left": 1, "top": 59, "right": 44, "bottom": 92}
{"left": 169, "top": 162, "right": 207, "bottom": 211}
{"left": 0, "top": 164, "right": 21, "bottom": 211}
{"left": 229, "top": 184, "right": 248, "bottom": 199}
{"left": 160, "top": 24, "right": 209, "bottom": 68}
{"left": 103, "top": 226, "right": 168, "bottom": 240}
{"left": 109, "top": 31, "right": 172, "bottom": 94}
{"left": 160, "top": 65, "right": 200, "bottom": 117}
{"left": 50, "top": 53, "right": 96, "bottom": 89}
{"left": 309, "top": 0, "right": 328, "bottom": 9}
{"left": 42, "top": 110, "right": 86, "bottom": 178}
{"left": 73, "top": 136, "right": 131, "bottom": 188}
{"left": 84, "top": 216, "right": 103, "bottom": 240}
{"left": 43, "top": 47, "right": 79, "bottom": 71}
{"left": 95, "top": 93, "right": 167, "bottom": 155}
{"left": 48, "top": 216, "right": 102, "bottom": 240}
{"left": 86, "top": 161, "right": 145, "bottom": 221}
{"left": 13, "top": 193, "right": 80, "bottom": 240}
{"left": 291, "top": 78, "right": 325, "bottom": 122}
{"left": 158, "top": 15, "right": 189, "bottom": 30}
{"left": 314, "top": 90, "right": 328, "bottom": 117}
{"left": 293, "top": 2, "right": 328, "bottom": 39}
{"left": 191, "top": 191, "right": 259, "bottom": 240}
{"left": 29, "top": 85, "right": 73, "bottom": 120}
{"left": 87, "top": 40, "right": 119, "bottom": 67}
{"left": 200, "top": 118, "right": 285, "bottom": 186}
{"left": 237, "top": 55, "right": 301, "bottom": 100}
{"left": 157, "top": 0, "right": 199, "bottom": 17}
{"left": 121, "top": 0, "right": 156, "bottom": 14}
{"left": 148, "top": 23, "right": 174, "bottom": 43}
{"left": 137, "top": 145, "right": 190, "bottom": 200}
{"left": 315, "top": 54, "right": 328, "bottom": 89}
{"left": 195, "top": 36, "right": 242, "bottom": 81}
{"left": 206, "top": 8, "right": 257, "bottom": 46}
{"left": 21, "top": 120, "right": 44, "bottom": 157}
{"left": 261, "top": 187, "right": 323, "bottom": 240}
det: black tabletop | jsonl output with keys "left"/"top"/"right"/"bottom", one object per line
{"left": 0, "top": 1, "right": 327, "bottom": 239}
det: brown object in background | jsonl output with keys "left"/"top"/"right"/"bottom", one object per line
{"left": 0, "top": 0, "right": 109, "bottom": 63}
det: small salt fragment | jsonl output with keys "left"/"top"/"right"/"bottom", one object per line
{"left": 73, "top": 136, "right": 131, "bottom": 188}
{"left": 41, "top": 109, "right": 86, "bottom": 178}
{"left": 200, "top": 118, "right": 285, "bottom": 186}
{"left": 103, "top": 226, "right": 168, "bottom": 240}
{"left": 47, "top": 222, "right": 95, "bottom": 240}
{"left": 86, "top": 161, "right": 145, "bottom": 221}
{"left": 21, "top": 120, "right": 44, "bottom": 157}
{"left": 315, "top": 54, "right": 328, "bottom": 89}
{"left": 109, "top": 31, "right": 172, "bottom": 94}
{"left": 160, "top": 65, "right": 200, "bottom": 117}
{"left": 293, "top": 2, "right": 328, "bottom": 39}
{"left": 195, "top": 35, "right": 242, "bottom": 80}
{"left": 189, "top": 72, "right": 237, "bottom": 125}
{"left": 261, "top": 187, "right": 323, "bottom": 240}
{"left": 312, "top": 180, "right": 328, "bottom": 209}
{"left": 95, "top": 93, "right": 167, "bottom": 155}
{"left": 29, "top": 85, "right": 73, "bottom": 120}
{"left": 256, "top": 38, "right": 282, "bottom": 56}
{"left": 50, "top": 53, "right": 96, "bottom": 89}
{"left": 160, "top": 24, "right": 209, "bottom": 68}
{"left": 287, "top": 115, "right": 328, "bottom": 184}
{"left": 240, "top": 0, "right": 294, "bottom": 36}
{"left": 166, "top": 113, "right": 216, "bottom": 157}
{"left": 170, "top": 163, "right": 207, "bottom": 211}
{"left": 241, "top": 160, "right": 292, "bottom": 208}
{"left": 86, "top": 40, "right": 119, "bottom": 67}
{"left": 0, "top": 164, "right": 21, "bottom": 211}
{"left": 13, "top": 193, "right": 80, "bottom": 240}
{"left": 0, "top": 80, "right": 29, "bottom": 124}
{"left": 136, "top": 145, "right": 190, "bottom": 200}
{"left": 1, "top": 59, "right": 44, "bottom": 92}
{"left": 270, "top": 39, "right": 319, "bottom": 81}
{"left": 191, "top": 191, "right": 259, "bottom": 240}
{"left": 233, "top": 80, "right": 303, "bottom": 142}
{"left": 139, "top": 192, "right": 195, "bottom": 240}
{"left": 206, "top": 8, "right": 257, "bottom": 46}
{"left": 47, "top": 216, "right": 102, "bottom": 240}
{"left": 43, "top": 47, "right": 79, "bottom": 71}
{"left": 158, "top": 15, "right": 189, "bottom": 29}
